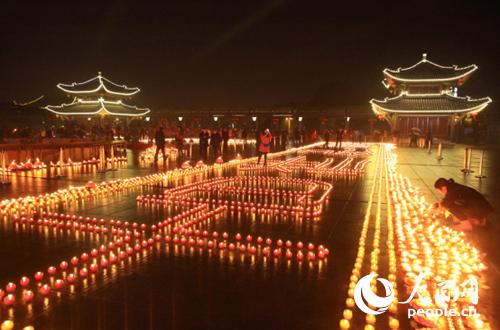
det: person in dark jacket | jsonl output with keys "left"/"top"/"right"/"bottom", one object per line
{"left": 154, "top": 127, "right": 166, "bottom": 164}
{"left": 210, "top": 130, "right": 222, "bottom": 159}
{"left": 174, "top": 126, "right": 185, "bottom": 161}
{"left": 425, "top": 129, "right": 433, "bottom": 149}
{"left": 199, "top": 129, "right": 209, "bottom": 160}
{"left": 324, "top": 129, "right": 331, "bottom": 149}
{"left": 222, "top": 128, "right": 229, "bottom": 154}
{"left": 334, "top": 128, "right": 344, "bottom": 150}
{"left": 433, "top": 178, "right": 494, "bottom": 231}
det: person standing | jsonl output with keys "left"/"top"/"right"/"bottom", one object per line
{"left": 323, "top": 129, "right": 330, "bottom": 148}
{"left": 222, "top": 127, "right": 229, "bottom": 155}
{"left": 335, "top": 128, "right": 344, "bottom": 150}
{"left": 294, "top": 128, "right": 300, "bottom": 146}
{"left": 392, "top": 129, "right": 400, "bottom": 147}
{"left": 210, "top": 129, "right": 221, "bottom": 159}
{"left": 175, "top": 126, "right": 185, "bottom": 161}
{"left": 281, "top": 130, "right": 287, "bottom": 147}
{"left": 425, "top": 129, "right": 433, "bottom": 149}
{"left": 257, "top": 129, "right": 272, "bottom": 165}
{"left": 241, "top": 128, "right": 248, "bottom": 144}
{"left": 205, "top": 129, "right": 211, "bottom": 159}
{"left": 310, "top": 130, "right": 317, "bottom": 142}
{"left": 154, "top": 126, "right": 166, "bottom": 164}
{"left": 199, "top": 129, "right": 209, "bottom": 160}
{"left": 40, "top": 126, "right": 47, "bottom": 143}
{"left": 409, "top": 130, "right": 418, "bottom": 147}
{"left": 199, "top": 129, "right": 205, "bottom": 160}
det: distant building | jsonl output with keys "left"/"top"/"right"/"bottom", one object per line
{"left": 370, "top": 54, "right": 491, "bottom": 139}
{"left": 44, "top": 72, "right": 150, "bottom": 121}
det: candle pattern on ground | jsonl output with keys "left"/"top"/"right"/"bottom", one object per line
{"left": 2, "top": 142, "right": 357, "bottom": 328}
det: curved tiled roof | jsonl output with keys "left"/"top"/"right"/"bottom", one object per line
{"left": 383, "top": 54, "right": 477, "bottom": 82}
{"left": 57, "top": 73, "right": 140, "bottom": 97}
{"left": 44, "top": 99, "right": 150, "bottom": 117}
{"left": 370, "top": 93, "right": 491, "bottom": 114}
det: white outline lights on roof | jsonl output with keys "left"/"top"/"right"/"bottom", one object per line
{"left": 44, "top": 98, "right": 151, "bottom": 117}
{"left": 57, "top": 72, "right": 140, "bottom": 97}
{"left": 370, "top": 93, "right": 492, "bottom": 114}
{"left": 383, "top": 54, "right": 478, "bottom": 83}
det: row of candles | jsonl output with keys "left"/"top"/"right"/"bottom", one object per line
{"left": 0, "top": 202, "right": 214, "bottom": 310}
{"left": 2, "top": 142, "right": 344, "bottom": 329}
{"left": 137, "top": 191, "right": 326, "bottom": 220}
{"left": 143, "top": 198, "right": 331, "bottom": 262}
{"left": 2, "top": 157, "right": 127, "bottom": 172}
{"left": 1, "top": 142, "right": 331, "bottom": 326}
{"left": 297, "top": 143, "right": 371, "bottom": 157}
{"left": 339, "top": 145, "right": 490, "bottom": 330}
{"left": 276, "top": 156, "right": 369, "bottom": 178}
{"left": 158, "top": 176, "right": 333, "bottom": 217}
{"left": 0, "top": 143, "right": 325, "bottom": 217}
{"left": 238, "top": 156, "right": 306, "bottom": 175}
{"left": 238, "top": 153, "right": 369, "bottom": 179}
{"left": 385, "top": 147, "right": 490, "bottom": 329}
{"left": 339, "top": 145, "right": 398, "bottom": 330}
{"left": 1, "top": 201, "right": 330, "bottom": 311}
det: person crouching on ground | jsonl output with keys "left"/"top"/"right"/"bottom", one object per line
{"left": 433, "top": 178, "right": 493, "bottom": 231}
{"left": 257, "top": 129, "right": 272, "bottom": 165}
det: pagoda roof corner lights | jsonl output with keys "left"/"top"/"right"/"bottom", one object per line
{"left": 44, "top": 99, "right": 151, "bottom": 117}
{"left": 57, "top": 73, "right": 141, "bottom": 97}
{"left": 382, "top": 55, "right": 478, "bottom": 83}
{"left": 370, "top": 94, "right": 492, "bottom": 115}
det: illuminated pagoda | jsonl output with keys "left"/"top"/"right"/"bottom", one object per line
{"left": 370, "top": 54, "right": 491, "bottom": 138}
{"left": 44, "top": 72, "right": 150, "bottom": 119}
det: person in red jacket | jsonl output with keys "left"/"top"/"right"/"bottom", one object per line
{"left": 257, "top": 129, "right": 272, "bottom": 165}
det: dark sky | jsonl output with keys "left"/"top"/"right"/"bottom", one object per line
{"left": 1, "top": 1, "right": 499, "bottom": 110}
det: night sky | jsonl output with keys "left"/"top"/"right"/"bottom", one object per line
{"left": 1, "top": 1, "right": 499, "bottom": 110}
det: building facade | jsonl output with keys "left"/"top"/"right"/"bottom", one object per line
{"left": 44, "top": 72, "right": 150, "bottom": 121}
{"left": 370, "top": 54, "right": 491, "bottom": 139}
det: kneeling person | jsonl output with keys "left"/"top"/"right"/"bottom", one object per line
{"left": 433, "top": 178, "right": 494, "bottom": 231}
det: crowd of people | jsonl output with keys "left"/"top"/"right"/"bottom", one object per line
{"left": 152, "top": 126, "right": 277, "bottom": 165}
{"left": 0, "top": 121, "right": 124, "bottom": 143}
{"left": 148, "top": 124, "right": 369, "bottom": 167}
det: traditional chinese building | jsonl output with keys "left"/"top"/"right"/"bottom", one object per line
{"left": 44, "top": 72, "right": 150, "bottom": 120}
{"left": 370, "top": 54, "right": 491, "bottom": 138}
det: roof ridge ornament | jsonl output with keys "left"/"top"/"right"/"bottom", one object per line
{"left": 422, "top": 53, "right": 427, "bottom": 62}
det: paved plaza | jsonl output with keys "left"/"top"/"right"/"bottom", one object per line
{"left": 0, "top": 143, "right": 498, "bottom": 329}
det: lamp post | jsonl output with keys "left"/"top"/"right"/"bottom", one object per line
{"left": 251, "top": 116, "right": 257, "bottom": 133}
